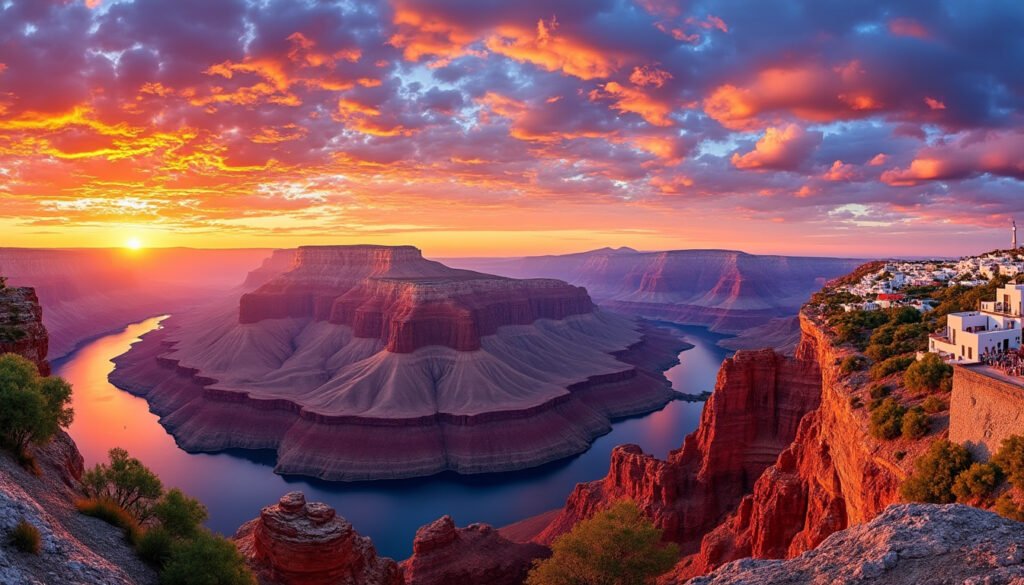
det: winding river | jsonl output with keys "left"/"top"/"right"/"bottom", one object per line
{"left": 58, "top": 316, "right": 731, "bottom": 559}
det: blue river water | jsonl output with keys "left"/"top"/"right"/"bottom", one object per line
{"left": 57, "top": 317, "right": 732, "bottom": 559}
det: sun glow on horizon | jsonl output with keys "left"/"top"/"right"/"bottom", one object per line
{"left": 124, "top": 237, "right": 143, "bottom": 251}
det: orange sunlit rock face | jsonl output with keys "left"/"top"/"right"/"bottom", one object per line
{"left": 0, "top": 1, "right": 1020, "bottom": 257}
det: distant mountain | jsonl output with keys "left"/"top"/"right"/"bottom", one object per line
{"left": 444, "top": 249, "right": 866, "bottom": 333}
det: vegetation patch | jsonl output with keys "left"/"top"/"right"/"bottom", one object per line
{"left": 10, "top": 519, "right": 41, "bottom": 555}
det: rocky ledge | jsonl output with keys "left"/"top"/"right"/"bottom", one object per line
{"left": 234, "top": 492, "right": 402, "bottom": 585}
{"left": 109, "top": 245, "right": 686, "bottom": 480}
{"left": 685, "top": 504, "right": 1024, "bottom": 585}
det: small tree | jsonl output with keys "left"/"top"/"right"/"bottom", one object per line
{"left": 869, "top": 398, "right": 906, "bottom": 440}
{"left": 992, "top": 435, "right": 1024, "bottom": 487}
{"left": 526, "top": 500, "right": 678, "bottom": 585}
{"left": 904, "top": 353, "right": 953, "bottom": 394}
{"left": 0, "top": 353, "right": 74, "bottom": 455}
{"left": 153, "top": 489, "right": 207, "bottom": 539}
{"left": 901, "top": 407, "right": 929, "bottom": 439}
{"left": 160, "top": 531, "right": 255, "bottom": 585}
{"left": 82, "top": 448, "right": 163, "bottom": 521}
{"left": 900, "top": 440, "right": 972, "bottom": 503}
{"left": 952, "top": 462, "right": 1003, "bottom": 506}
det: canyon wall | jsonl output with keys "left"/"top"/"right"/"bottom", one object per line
{"left": 0, "top": 285, "right": 50, "bottom": 375}
{"left": 950, "top": 364, "right": 1024, "bottom": 459}
{"left": 445, "top": 249, "right": 864, "bottom": 333}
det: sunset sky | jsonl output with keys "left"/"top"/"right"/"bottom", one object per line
{"left": 0, "top": 0, "right": 1022, "bottom": 257}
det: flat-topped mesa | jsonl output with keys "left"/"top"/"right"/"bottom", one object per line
{"left": 239, "top": 245, "right": 595, "bottom": 352}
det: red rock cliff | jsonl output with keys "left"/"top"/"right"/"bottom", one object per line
{"left": 0, "top": 284, "right": 50, "bottom": 375}
{"left": 672, "top": 313, "right": 909, "bottom": 581}
{"left": 534, "top": 347, "right": 821, "bottom": 552}
{"left": 238, "top": 245, "right": 594, "bottom": 352}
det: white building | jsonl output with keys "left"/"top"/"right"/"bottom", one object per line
{"left": 930, "top": 284, "right": 1024, "bottom": 362}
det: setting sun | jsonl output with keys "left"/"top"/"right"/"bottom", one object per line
{"left": 125, "top": 237, "right": 143, "bottom": 250}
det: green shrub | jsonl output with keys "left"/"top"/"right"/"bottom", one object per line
{"left": 840, "top": 355, "right": 867, "bottom": 374}
{"left": 904, "top": 353, "right": 953, "bottom": 394}
{"left": 82, "top": 448, "right": 163, "bottom": 521}
{"left": 995, "top": 492, "right": 1024, "bottom": 521}
{"left": 849, "top": 396, "right": 863, "bottom": 409}
{"left": 894, "top": 450, "right": 907, "bottom": 461}
{"left": 10, "top": 519, "right": 41, "bottom": 554}
{"left": 992, "top": 435, "right": 1024, "bottom": 487}
{"left": 137, "top": 527, "right": 174, "bottom": 567}
{"left": 868, "top": 384, "right": 892, "bottom": 400}
{"left": 900, "top": 407, "right": 929, "bottom": 439}
{"left": 160, "top": 531, "right": 255, "bottom": 585}
{"left": 952, "top": 462, "right": 1003, "bottom": 506}
{"left": 76, "top": 497, "right": 138, "bottom": 531}
{"left": 869, "top": 398, "right": 906, "bottom": 440}
{"left": 869, "top": 355, "right": 915, "bottom": 380}
{"left": 922, "top": 395, "right": 947, "bottom": 414}
{"left": 526, "top": 500, "right": 678, "bottom": 585}
{"left": 0, "top": 353, "right": 74, "bottom": 455}
{"left": 900, "top": 440, "right": 973, "bottom": 504}
{"left": 153, "top": 489, "right": 207, "bottom": 539}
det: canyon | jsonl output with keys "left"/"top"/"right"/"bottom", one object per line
{"left": 0, "top": 248, "right": 270, "bottom": 360}
{"left": 109, "top": 245, "right": 686, "bottom": 481}
{"left": 445, "top": 248, "right": 863, "bottom": 337}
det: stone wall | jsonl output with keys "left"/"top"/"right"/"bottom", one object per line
{"left": 950, "top": 364, "right": 1024, "bottom": 459}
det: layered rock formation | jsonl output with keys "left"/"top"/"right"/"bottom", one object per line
{"left": 685, "top": 504, "right": 1024, "bottom": 585}
{"left": 110, "top": 245, "right": 684, "bottom": 480}
{"left": 401, "top": 515, "right": 548, "bottom": 585}
{"left": 446, "top": 248, "right": 863, "bottom": 333}
{"left": 0, "top": 284, "right": 50, "bottom": 375}
{"left": 234, "top": 492, "right": 401, "bottom": 585}
{"left": 531, "top": 347, "right": 822, "bottom": 554}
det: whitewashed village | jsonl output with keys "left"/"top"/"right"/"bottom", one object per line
{"left": 826, "top": 222, "right": 1024, "bottom": 374}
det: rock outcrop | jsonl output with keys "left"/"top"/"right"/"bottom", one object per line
{"left": 401, "top": 516, "right": 549, "bottom": 585}
{"left": 685, "top": 504, "right": 1024, "bottom": 585}
{"left": 446, "top": 249, "right": 863, "bottom": 333}
{"left": 234, "top": 492, "right": 401, "bottom": 585}
{"left": 110, "top": 245, "right": 685, "bottom": 481}
{"left": 0, "top": 284, "right": 50, "bottom": 375}
{"left": 531, "top": 347, "right": 822, "bottom": 554}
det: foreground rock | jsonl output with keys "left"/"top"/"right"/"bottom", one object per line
{"left": 402, "top": 515, "right": 548, "bottom": 585}
{"left": 685, "top": 504, "right": 1024, "bottom": 585}
{"left": 529, "top": 347, "right": 821, "bottom": 554}
{"left": 446, "top": 248, "right": 863, "bottom": 333}
{"left": 110, "top": 245, "right": 684, "bottom": 481}
{"left": 234, "top": 492, "right": 401, "bottom": 585}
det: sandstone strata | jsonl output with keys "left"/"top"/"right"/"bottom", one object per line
{"left": 0, "top": 284, "right": 50, "bottom": 375}
{"left": 234, "top": 492, "right": 401, "bottom": 585}
{"left": 533, "top": 347, "right": 821, "bottom": 553}
{"left": 401, "top": 515, "right": 548, "bottom": 585}
{"left": 110, "top": 245, "right": 684, "bottom": 480}
{"left": 685, "top": 504, "right": 1024, "bottom": 585}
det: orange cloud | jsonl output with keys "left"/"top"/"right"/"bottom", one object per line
{"left": 591, "top": 82, "right": 674, "bottom": 126}
{"left": 388, "top": 7, "right": 479, "bottom": 63}
{"left": 924, "top": 97, "right": 946, "bottom": 110}
{"left": 881, "top": 130, "right": 1024, "bottom": 185}
{"left": 629, "top": 65, "right": 672, "bottom": 88}
{"left": 823, "top": 160, "right": 857, "bottom": 181}
{"left": 868, "top": 153, "right": 889, "bottom": 166}
{"left": 731, "top": 124, "right": 820, "bottom": 170}
{"left": 485, "top": 18, "right": 618, "bottom": 80}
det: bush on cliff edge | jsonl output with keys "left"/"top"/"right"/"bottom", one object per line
{"left": 0, "top": 353, "right": 74, "bottom": 459}
{"left": 904, "top": 353, "right": 953, "bottom": 394}
{"left": 901, "top": 440, "right": 973, "bottom": 504}
{"left": 526, "top": 500, "right": 678, "bottom": 585}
